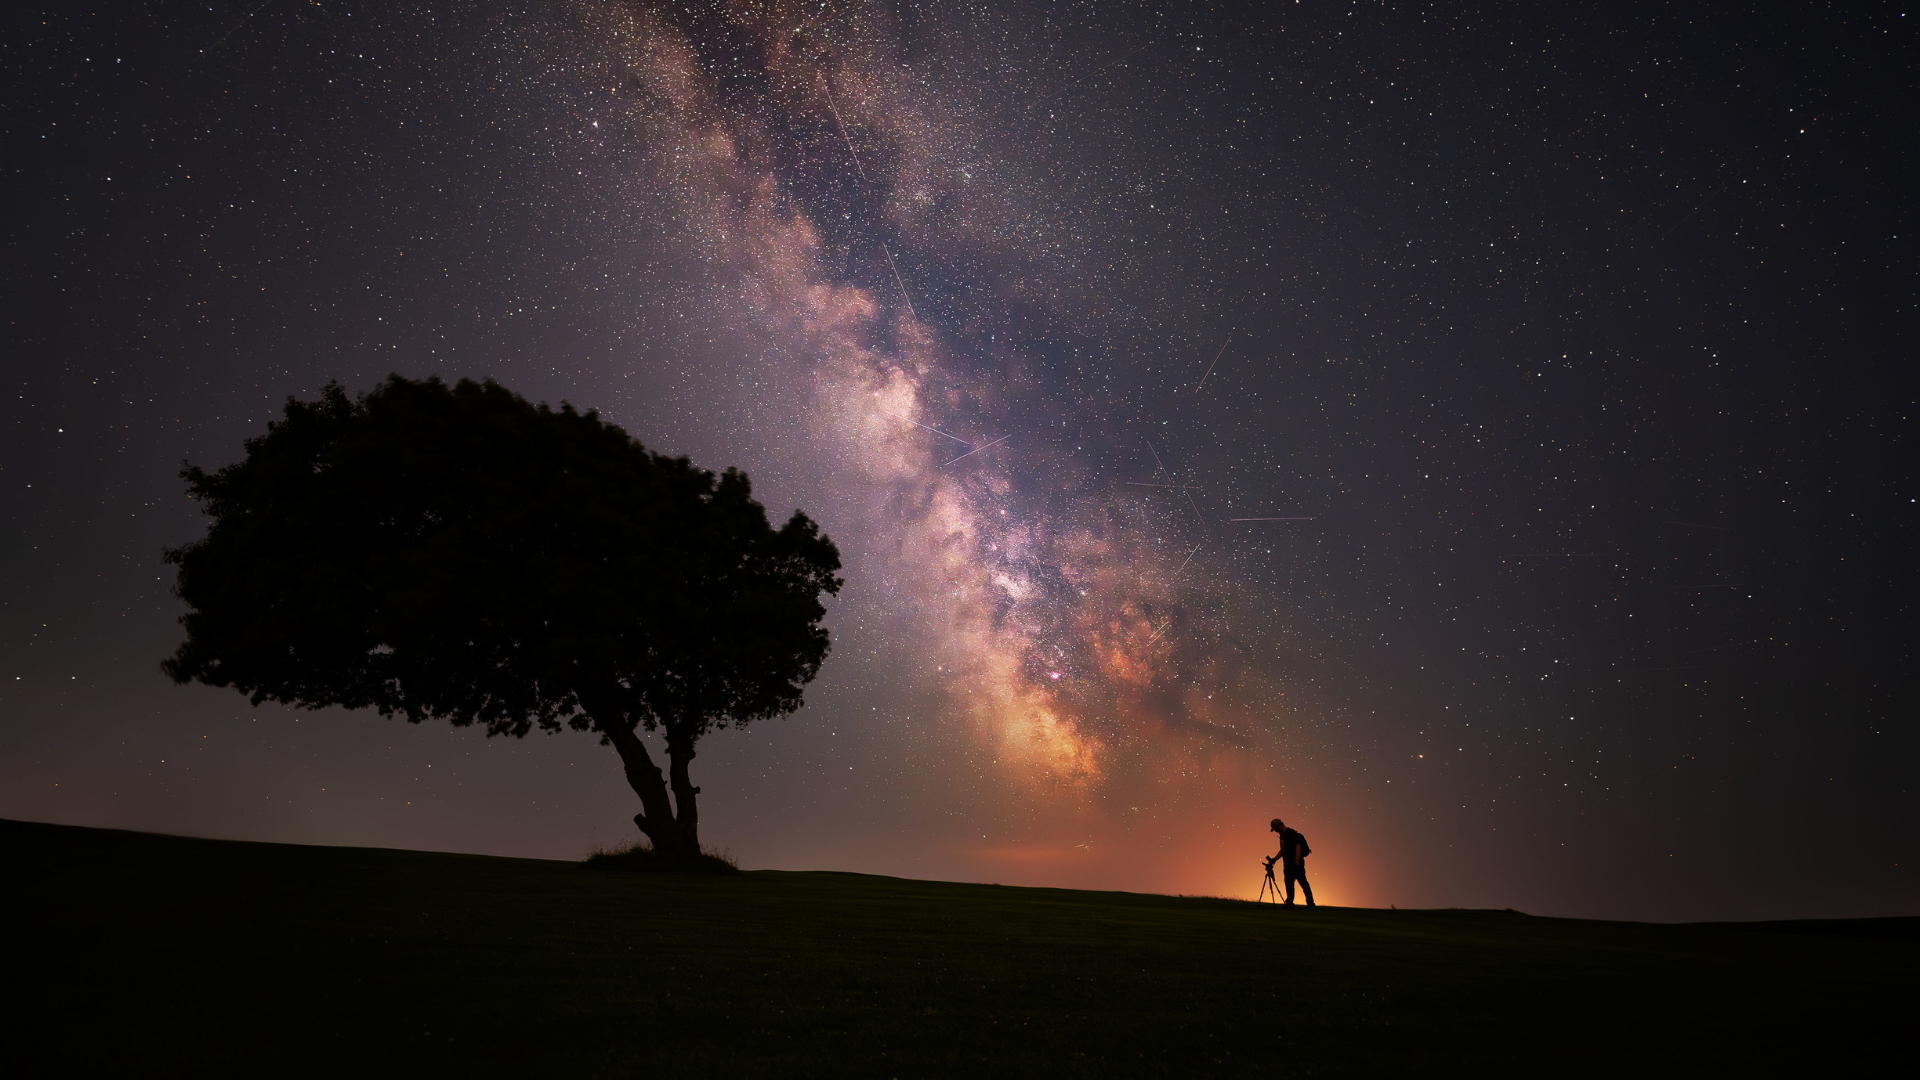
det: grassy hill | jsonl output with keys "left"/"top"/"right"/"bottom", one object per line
{"left": 8, "top": 818, "right": 1910, "bottom": 1077}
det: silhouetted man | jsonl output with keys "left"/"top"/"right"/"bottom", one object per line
{"left": 1270, "top": 817, "right": 1314, "bottom": 907}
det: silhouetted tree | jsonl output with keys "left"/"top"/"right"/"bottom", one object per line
{"left": 163, "top": 375, "right": 841, "bottom": 858}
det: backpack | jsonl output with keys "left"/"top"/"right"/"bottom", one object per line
{"left": 1289, "top": 829, "right": 1311, "bottom": 860}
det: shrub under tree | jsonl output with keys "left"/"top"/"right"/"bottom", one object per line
{"left": 163, "top": 374, "right": 842, "bottom": 858}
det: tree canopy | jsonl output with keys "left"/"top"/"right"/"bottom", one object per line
{"left": 164, "top": 374, "right": 841, "bottom": 856}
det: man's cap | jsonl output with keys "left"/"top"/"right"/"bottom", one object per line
{"left": 1270, "top": 818, "right": 1283, "bottom": 831}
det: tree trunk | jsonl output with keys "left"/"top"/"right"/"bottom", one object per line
{"left": 666, "top": 734, "right": 700, "bottom": 855}
{"left": 598, "top": 718, "right": 698, "bottom": 859}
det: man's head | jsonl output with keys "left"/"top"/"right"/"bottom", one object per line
{"left": 1270, "top": 818, "right": 1283, "bottom": 834}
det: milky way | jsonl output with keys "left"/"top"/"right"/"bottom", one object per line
{"left": 582, "top": 2, "right": 1315, "bottom": 789}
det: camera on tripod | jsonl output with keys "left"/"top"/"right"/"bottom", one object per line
{"left": 1257, "top": 854, "right": 1281, "bottom": 903}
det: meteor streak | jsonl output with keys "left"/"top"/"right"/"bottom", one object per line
{"left": 820, "top": 73, "right": 918, "bottom": 319}
{"left": 1144, "top": 438, "right": 1170, "bottom": 481}
{"left": 880, "top": 242, "right": 919, "bottom": 323}
{"left": 1169, "top": 542, "right": 1202, "bottom": 581}
{"left": 1141, "top": 438, "right": 1207, "bottom": 525}
{"left": 1194, "top": 336, "right": 1232, "bottom": 392}
{"left": 940, "top": 434, "right": 1010, "bottom": 467}
{"left": 819, "top": 73, "right": 869, "bottom": 186}
{"left": 889, "top": 413, "right": 972, "bottom": 446}
{"left": 204, "top": 0, "right": 279, "bottom": 55}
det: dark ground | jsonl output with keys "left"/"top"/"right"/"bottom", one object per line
{"left": 7, "top": 818, "right": 1911, "bottom": 1077}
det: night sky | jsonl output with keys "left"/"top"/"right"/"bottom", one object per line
{"left": 4, "top": 1, "right": 1913, "bottom": 921}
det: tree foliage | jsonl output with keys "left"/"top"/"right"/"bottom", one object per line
{"left": 165, "top": 375, "right": 841, "bottom": 855}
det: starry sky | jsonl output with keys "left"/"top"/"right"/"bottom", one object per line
{"left": 3, "top": 0, "right": 1913, "bottom": 921}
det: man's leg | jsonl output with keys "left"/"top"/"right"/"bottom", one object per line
{"left": 1291, "top": 866, "right": 1315, "bottom": 908}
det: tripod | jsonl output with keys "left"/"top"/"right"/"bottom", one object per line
{"left": 1257, "top": 856, "right": 1282, "bottom": 904}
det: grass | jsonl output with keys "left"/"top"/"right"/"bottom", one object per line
{"left": 8, "top": 818, "right": 1910, "bottom": 1077}
{"left": 582, "top": 839, "right": 743, "bottom": 875}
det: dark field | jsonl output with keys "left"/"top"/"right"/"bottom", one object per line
{"left": 8, "top": 818, "right": 1910, "bottom": 1077}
